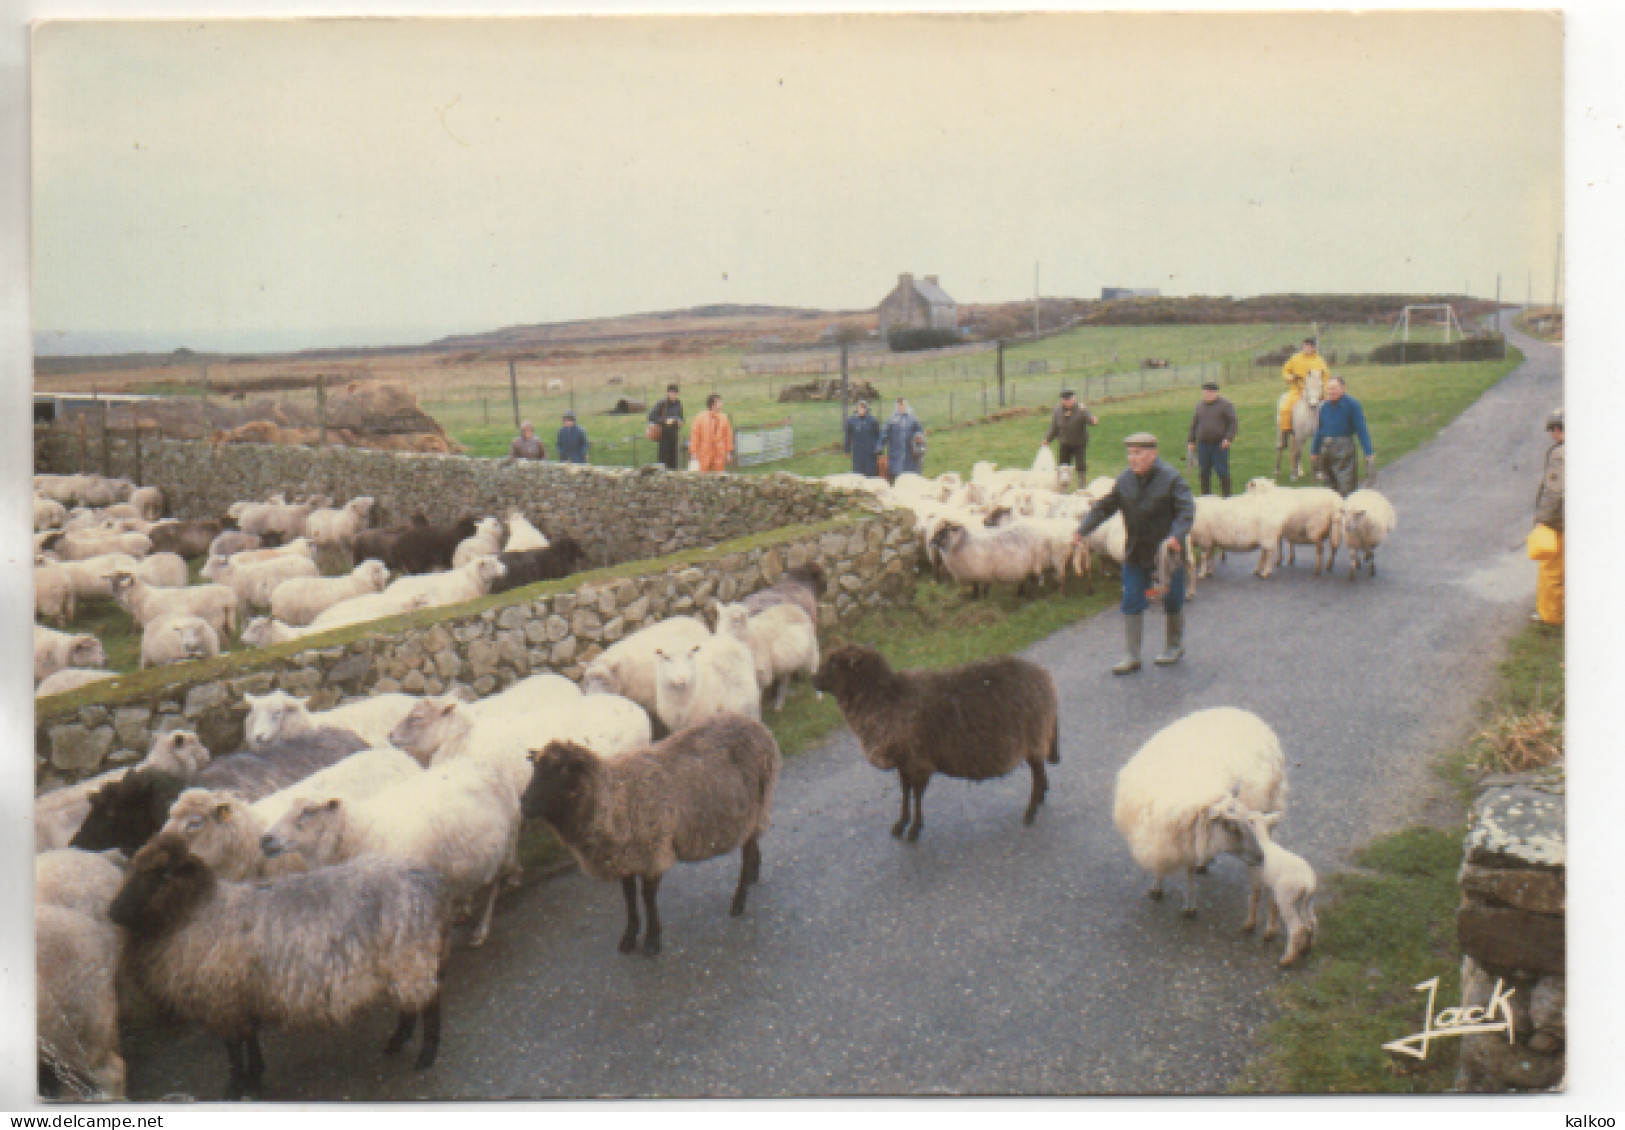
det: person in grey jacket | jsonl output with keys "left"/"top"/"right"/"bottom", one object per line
{"left": 1044, "top": 390, "right": 1099, "bottom": 486}
{"left": 881, "top": 398, "right": 926, "bottom": 480}
{"left": 1073, "top": 432, "right": 1196, "bottom": 674}
{"left": 1186, "top": 382, "right": 1239, "bottom": 497}
{"left": 843, "top": 400, "right": 882, "bottom": 477}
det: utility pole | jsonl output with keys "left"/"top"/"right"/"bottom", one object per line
{"left": 508, "top": 359, "right": 521, "bottom": 429}
{"left": 996, "top": 339, "right": 1006, "bottom": 407}
{"left": 839, "top": 341, "right": 850, "bottom": 422}
{"left": 1033, "top": 263, "right": 1040, "bottom": 339}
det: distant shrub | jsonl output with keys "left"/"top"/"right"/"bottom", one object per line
{"left": 888, "top": 327, "right": 962, "bottom": 352}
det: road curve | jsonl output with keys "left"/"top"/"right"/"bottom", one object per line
{"left": 124, "top": 324, "right": 1561, "bottom": 1100}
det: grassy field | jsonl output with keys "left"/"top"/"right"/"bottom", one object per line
{"left": 1233, "top": 621, "right": 1564, "bottom": 1094}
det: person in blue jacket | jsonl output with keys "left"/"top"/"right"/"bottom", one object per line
{"left": 1311, "top": 375, "right": 1375, "bottom": 497}
{"left": 556, "top": 411, "right": 591, "bottom": 464}
{"left": 843, "top": 399, "right": 882, "bottom": 477}
{"left": 881, "top": 397, "right": 926, "bottom": 481}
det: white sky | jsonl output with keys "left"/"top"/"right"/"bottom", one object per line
{"left": 33, "top": 12, "right": 1563, "bottom": 351}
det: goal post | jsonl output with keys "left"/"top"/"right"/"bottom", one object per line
{"left": 1388, "top": 304, "right": 1464, "bottom": 344}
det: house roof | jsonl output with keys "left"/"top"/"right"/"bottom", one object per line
{"left": 910, "top": 279, "right": 955, "bottom": 307}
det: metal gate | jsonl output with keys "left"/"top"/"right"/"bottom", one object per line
{"left": 736, "top": 424, "right": 795, "bottom": 466}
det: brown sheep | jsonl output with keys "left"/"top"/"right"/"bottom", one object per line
{"left": 812, "top": 644, "right": 1060, "bottom": 841}
{"left": 520, "top": 714, "right": 780, "bottom": 957}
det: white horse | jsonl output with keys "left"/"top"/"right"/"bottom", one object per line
{"left": 1274, "top": 369, "right": 1325, "bottom": 481}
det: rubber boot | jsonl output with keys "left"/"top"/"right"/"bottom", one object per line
{"left": 1219, "top": 475, "right": 1232, "bottom": 499}
{"left": 1155, "top": 612, "right": 1185, "bottom": 666}
{"left": 1113, "top": 614, "right": 1144, "bottom": 675}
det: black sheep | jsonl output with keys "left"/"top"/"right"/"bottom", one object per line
{"left": 488, "top": 538, "right": 588, "bottom": 594}
{"left": 384, "top": 517, "right": 478, "bottom": 575}
{"left": 349, "top": 514, "right": 441, "bottom": 572}
{"left": 147, "top": 519, "right": 224, "bottom": 559}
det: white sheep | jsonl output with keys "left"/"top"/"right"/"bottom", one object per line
{"left": 35, "top": 668, "right": 117, "bottom": 698}
{"left": 200, "top": 536, "right": 319, "bottom": 581}
{"left": 270, "top": 559, "right": 390, "bottom": 626}
{"left": 929, "top": 521, "right": 1048, "bottom": 598}
{"left": 215, "top": 553, "right": 322, "bottom": 611}
{"left": 35, "top": 497, "right": 67, "bottom": 531}
{"left": 580, "top": 615, "right": 714, "bottom": 716}
{"left": 51, "top": 529, "right": 152, "bottom": 562}
{"left": 111, "top": 572, "right": 239, "bottom": 637}
{"left": 260, "top": 754, "right": 519, "bottom": 947}
{"left": 34, "top": 564, "right": 77, "bottom": 626}
{"left": 1112, "top": 707, "right": 1288, "bottom": 916}
{"left": 238, "top": 589, "right": 432, "bottom": 645}
{"left": 244, "top": 689, "right": 421, "bottom": 750}
{"left": 305, "top": 496, "right": 376, "bottom": 554}
{"left": 822, "top": 473, "right": 891, "bottom": 500}
{"left": 33, "top": 730, "right": 212, "bottom": 852}
{"left": 129, "top": 485, "right": 163, "bottom": 521}
{"left": 452, "top": 517, "right": 505, "bottom": 568}
{"left": 139, "top": 614, "right": 221, "bottom": 669}
{"left": 1210, "top": 798, "right": 1318, "bottom": 966}
{"left": 1245, "top": 479, "right": 1342, "bottom": 575}
{"left": 1331, "top": 488, "right": 1397, "bottom": 580}
{"left": 34, "top": 626, "right": 108, "bottom": 686}
{"left": 235, "top": 500, "right": 315, "bottom": 540}
{"left": 653, "top": 634, "right": 761, "bottom": 733}
{"left": 985, "top": 510, "right": 1092, "bottom": 592}
{"left": 716, "top": 602, "right": 820, "bottom": 711}
{"left": 891, "top": 473, "right": 952, "bottom": 504}
{"left": 503, "top": 511, "right": 550, "bottom": 552}
{"left": 37, "top": 904, "right": 126, "bottom": 1100}
{"left": 135, "top": 552, "right": 189, "bottom": 588}
{"left": 383, "top": 555, "right": 507, "bottom": 610}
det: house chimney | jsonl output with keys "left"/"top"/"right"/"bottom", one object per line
{"left": 925, "top": 275, "right": 939, "bottom": 286}
{"left": 899, "top": 273, "right": 913, "bottom": 288}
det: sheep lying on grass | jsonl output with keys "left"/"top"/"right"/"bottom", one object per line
{"left": 1210, "top": 797, "right": 1319, "bottom": 966}
{"left": 140, "top": 614, "right": 221, "bottom": 669}
{"left": 521, "top": 714, "right": 781, "bottom": 957}
{"left": 1331, "top": 488, "right": 1397, "bottom": 580}
{"left": 34, "top": 626, "right": 107, "bottom": 686}
{"left": 111, "top": 836, "right": 452, "bottom": 1099}
{"left": 269, "top": 559, "right": 390, "bottom": 626}
{"left": 384, "top": 556, "right": 506, "bottom": 609}
{"left": 716, "top": 602, "right": 819, "bottom": 711}
{"left": 1112, "top": 707, "right": 1287, "bottom": 916}
{"left": 35, "top": 668, "right": 117, "bottom": 698}
{"left": 814, "top": 645, "right": 1059, "bottom": 841}
{"left": 582, "top": 616, "right": 713, "bottom": 719}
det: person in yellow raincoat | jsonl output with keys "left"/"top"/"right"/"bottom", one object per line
{"left": 1532, "top": 409, "right": 1564, "bottom": 624}
{"left": 1279, "top": 337, "right": 1329, "bottom": 433}
{"left": 688, "top": 393, "right": 735, "bottom": 473}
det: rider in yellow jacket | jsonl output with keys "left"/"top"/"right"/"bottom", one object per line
{"left": 1280, "top": 337, "right": 1330, "bottom": 433}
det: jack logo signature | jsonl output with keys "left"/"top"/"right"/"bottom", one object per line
{"left": 1381, "top": 975, "right": 1516, "bottom": 1060}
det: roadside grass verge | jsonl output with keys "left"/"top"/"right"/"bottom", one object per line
{"left": 1232, "top": 620, "right": 1564, "bottom": 1094}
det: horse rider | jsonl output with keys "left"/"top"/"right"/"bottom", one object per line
{"left": 1279, "top": 335, "right": 1329, "bottom": 446}
{"left": 1311, "top": 375, "right": 1375, "bottom": 497}
{"left": 1532, "top": 409, "right": 1564, "bottom": 625}
{"left": 1072, "top": 432, "right": 1195, "bottom": 675}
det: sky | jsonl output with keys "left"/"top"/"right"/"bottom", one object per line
{"left": 31, "top": 12, "right": 1563, "bottom": 354}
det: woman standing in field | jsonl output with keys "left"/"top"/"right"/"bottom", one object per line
{"left": 881, "top": 397, "right": 926, "bottom": 482}
{"left": 689, "top": 393, "right": 735, "bottom": 473}
{"left": 843, "top": 400, "right": 882, "bottom": 477}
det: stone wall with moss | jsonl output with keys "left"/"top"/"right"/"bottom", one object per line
{"left": 35, "top": 508, "right": 919, "bottom": 792}
{"left": 34, "top": 433, "right": 842, "bottom": 567}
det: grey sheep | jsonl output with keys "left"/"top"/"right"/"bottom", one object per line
{"left": 37, "top": 904, "right": 125, "bottom": 1100}
{"left": 520, "top": 713, "right": 781, "bottom": 957}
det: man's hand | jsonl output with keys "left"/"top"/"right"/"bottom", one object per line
{"left": 1089, "top": 414, "right": 1100, "bottom": 426}
{"left": 1221, "top": 439, "right": 1231, "bottom": 449}
{"left": 1166, "top": 536, "right": 1181, "bottom": 553}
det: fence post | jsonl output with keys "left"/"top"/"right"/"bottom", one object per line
{"left": 949, "top": 392, "right": 954, "bottom": 425}
{"left": 316, "top": 374, "right": 328, "bottom": 448}
{"left": 133, "top": 427, "right": 143, "bottom": 486}
{"left": 982, "top": 383, "right": 988, "bottom": 418}
{"left": 508, "top": 359, "right": 521, "bottom": 429}
{"left": 996, "top": 340, "right": 1006, "bottom": 407}
{"left": 77, "top": 413, "right": 87, "bottom": 473}
{"left": 99, "top": 398, "right": 111, "bottom": 476}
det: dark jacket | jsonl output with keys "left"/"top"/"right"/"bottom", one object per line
{"left": 882, "top": 411, "right": 926, "bottom": 476}
{"left": 1076, "top": 458, "right": 1196, "bottom": 570}
{"left": 1044, "top": 401, "right": 1095, "bottom": 448}
{"left": 556, "top": 424, "right": 590, "bottom": 464}
{"left": 648, "top": 398, "right": 685, "bottom": 429}
{"left": 1535, "top": 441, "right": 1564, "bottom": 531}
{"left": 1187, "top": 397, "right": 1239, "bottom": 446}
{"left": 843, "top": 413, "right": 882, "bottom": 477}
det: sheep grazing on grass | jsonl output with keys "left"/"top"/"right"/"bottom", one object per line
{"left": 716, "top": 602, "right": 820, "bottom": 711}
{"left": 111, "top": 836, "right": 452, "bottom": 1099}
{"left": 451, "top": 516, "right": 505, "bottom": 568}
{"left": 582, "top": 616, "right": 713, "bottom": 718}
{"left": 1210, "top": 797, "right": 1318, "bottom": 966}
{"left": 139, "top": 614, "right": 221, "bottom": 669}
{"left": 270, "top": 559, "right": 390, "bottom": 626}
{"left": 384, "top": 556, "right": 507, "bottom": 609}
{"left": 1112, "top": 707, "right": 1288, "bottom": 916}
{"left": 1331, "top": 488, "right": 1397, "bottom": 580}
{"left": 147, "top": 519, "right": 223, "bottom": 559}
{"left": 34, "top": 626, "right": 107, "bottom": 686}
{"left": 112, "top": 572, "right": 239, "bottom": 636}
{"left": 653, "top": 635, "right": 761, "bottom": 733}
{"left": 521, "top": 715, "right": 781, "bottom": 957}
{"left": 377, "top": 516, "right": 479, "bottom": 575}
{"left": 814, "top": 645, "right": 1059, "bottom": 841}
{"left": 245, "top": 689, "right": 421, "bottom": 750}
{"left": 503, "top": 511, "right": 550, "bottom": 552}
{"left": 741, "top": 563, "right": 827, "bottom": 625}
{"left": 36, "top": 905, "right": 125, "bottom": 1101}
{"left": 305, "top": 496, "right": 376, "bottom": 555}
{"left": 71, "top": 729, "right": 371, "bottom": 856}
{"left": 34, "top": 730, "right": 212, "bottom": 852}
{"left": 929, "top": 521, "right": 1048, "bottom": 599}
{"left": 35, "top": 668, "right": 117, "bottom": 698}
{"left": 261, "top": 755, "right": 519, "bottom": 948}
{"left": 488, "top": 539, "right": 589, "bottom": 594}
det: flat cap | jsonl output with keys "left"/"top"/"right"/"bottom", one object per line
{"left": 1200, "top": 381, "right": 1220, "bottom": 391}
{"left": 1546, "top": 408, "right": 1564, "bottom": 431}
{"left": 1060, "top": 389, "right": 1076, "bottom": 398}
{"left": 1123, "top": 431, "right": 1158, "bottom": 448}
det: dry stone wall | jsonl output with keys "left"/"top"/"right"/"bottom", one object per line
{"left": 36, "top": 508, "right": 920, "bottom": 791}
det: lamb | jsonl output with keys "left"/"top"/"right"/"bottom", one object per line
{"left": 140, "top": 614, "right": 222, "bottom": 669}
{"left": 160, "top": 749, "right": 422, "bottom": 881}
{"left": 451, "top": 516, "right": 505, "bottom": 568}
{"left": 814, "top": 645, "right": 1058, "bottom": 840}
{"left": 112, "top": 572, "right": 239, "bottom": 636}
{"left": 377, "top": 516, "right": 479, "bottom": 575}
{"left": 34, "top": 730, "right": 213, "bottom": 852}
{"left": 384, "top": 555, "right": 507, "bottom": 609}
{"left": 35, "top": 848, "right": 125, "bottom": 920}
{"left": 740, "top": 562, "right": 827, "bottom": 625}
{"left": 35, "top": 668, "right": 117, "bottom": 698}
{"left": 488, "top": 539, "right": 589, "bottom": 594}
{"left": 1245, "top": 479, "right": 1342, "bottom": 575}
{"left": 36, "top": 905, "right": 126, "bottom": 1100}
{"left": 34, "top": 626, "right": 108, "bottom": 685}
{"left": 1210, "top": 798, "right": 1318, "bottom": 966}
{"left": 260, "top": 755, "right": 519, "bottom": 949}
{"left": 34, "top": 497, "right": 67, "bottom": 530}
{"left": 208, "top": 530, "right": 262, "bottom": 558}
{"left": 50, "top": 528, "right": 152, "bottom": 561}
{"left": 502, "top": 510, "right": 551, "bottom": 552}
{"left": 33, "top": 563, "right": 77, "bottom": 625}
{"left": 215, "top": 553, "right": 322, "bottom": 610}
{"left": 581, "top": 616, "right": 714, "bottom": 716}
{"left": 653, "top": 634, "right": 761, "bottom": 733}
{"left": 70, "top": 728, "right": 371, "bottom": 855}
{"left": 1111, "top": 706, "right": 1288, "bottom": 916}
{"left": 111, "top": 836, "right": 452, "bottom": 1098}
{"left": 520, "top": 714, "right": 782, "bottom": 956}
{"left": 270, "top": 559, "right": 390, "bottom": 625}
{"left": 305, "top": 496, "right": 376, "bottom": 555}
{"left": 1331, "top": 488, "right": 1397, "bottom": 580}
{"left": 716, "top": 602, "right": 820, "bottom": 711}
{"left": 929, "top": 521, "right": 1048, "bottom": 598}
{"left": 245, "top": 689, "right": 421, "bottom": 750}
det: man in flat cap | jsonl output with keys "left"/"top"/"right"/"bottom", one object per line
{"left": 1073, "top": 433, "right": 1196, "bottom": 674}
{"left": 1044, "top": 389, "right": 1099, "bottom": 489}
{"left": 1532, "top": 408, "right": 1565, "bottom": 625}
{"left": 1311, "top": 375, "right": 1374, "bottom": 497}
{"left": 1186, "top": 381, "right": 1239, "bottom": 497}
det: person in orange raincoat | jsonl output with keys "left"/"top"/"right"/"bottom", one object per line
{"left": 688, "top": 393, "right": 735, "bottom": 473}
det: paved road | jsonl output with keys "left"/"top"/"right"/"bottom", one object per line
{"left": 125, "top": 325, "right": 1560, "bottom": 1100}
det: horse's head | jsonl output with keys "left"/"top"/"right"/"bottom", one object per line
{"left": 1304, "top": 369, "right": 1326, "bottom": 407}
